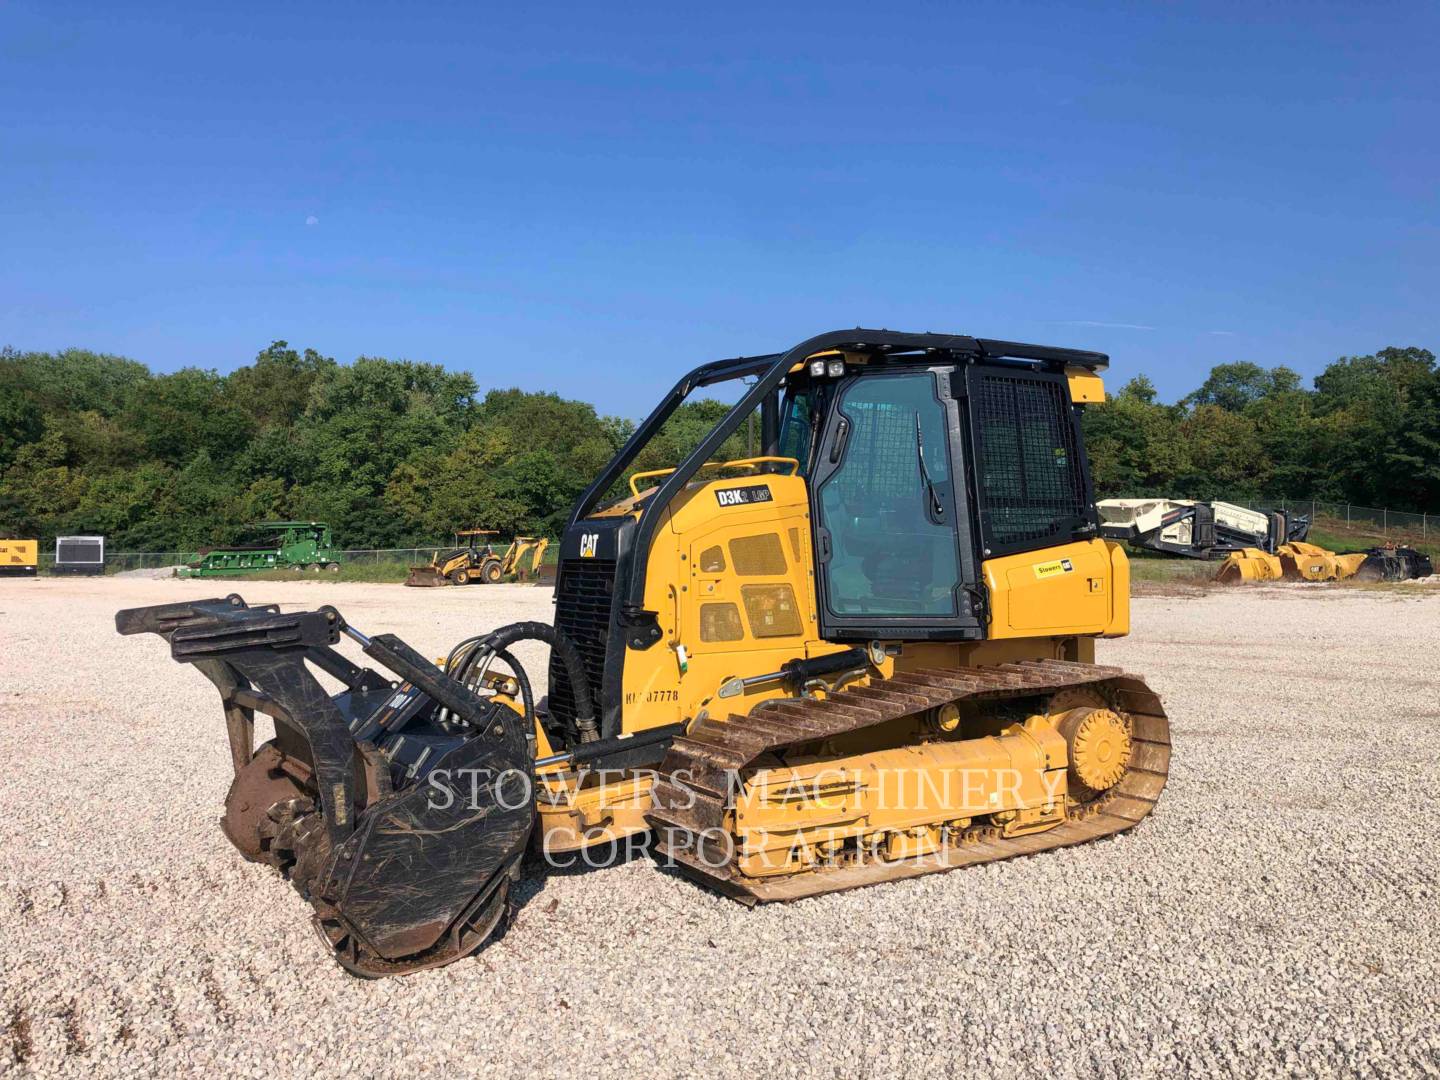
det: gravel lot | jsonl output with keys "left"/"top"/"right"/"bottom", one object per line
{"left": 1, "top": 576, "right": 1437, "bottom": 1078}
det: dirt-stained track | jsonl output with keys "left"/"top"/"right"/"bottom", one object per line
{"left": 651, "top": 661, "right": 1169, "bottom": 901}
{"left": 1, "top": 576, "right": 1438, "bottom": 1078}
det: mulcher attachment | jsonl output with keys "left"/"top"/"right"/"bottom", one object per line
{"left": 1355, "top": 545, "right": 1434, "bottom": 582}
{"left": 115, "top": 595, "right": 534, "bottom": 977}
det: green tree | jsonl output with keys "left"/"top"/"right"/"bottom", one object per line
{"left": 1312, "top": 346, "right": 1439, "bottom": 509}
{"left": 386, "top": 389, "right": 625, "bottom": 538}
{"left": 5, "top": 339, "right": 1437, "bottom": 552}
{"left": 227, "top": 341, "right": 335, "bottom": 428}
{"left": 1082, "top": 377, "right": 1190, "bottom": 495}
{"left": 1174, "top": 405, "right": 1268, "bottom": 498}
{"left": 1183, "top": 362, "right": 1300, "bottom": 412}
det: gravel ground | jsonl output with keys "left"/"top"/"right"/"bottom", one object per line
{"left": 1, "top": 576, "right": 1437, "bottom": 1078}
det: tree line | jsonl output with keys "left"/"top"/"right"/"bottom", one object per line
{"left": 0, "top": 341, "right": 746, "bottom": 550}
{"left": 1084, "top": 346, "right": 1440, "bottom": 509}
{"left": 1, "top": 341, "right": 1435, "bottom": 550}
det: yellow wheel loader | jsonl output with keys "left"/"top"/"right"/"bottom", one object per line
{"left": 117, "top": 329, "right": 1169, "bottom": 977}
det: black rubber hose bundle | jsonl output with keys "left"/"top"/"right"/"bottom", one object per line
{"left": 444, "top": 621, "right": 599, "bottom": 742}
{"left": 446, "top": 642, "right": 535, "bottom": 729}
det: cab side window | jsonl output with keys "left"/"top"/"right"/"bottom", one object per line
{"left": 776, "top": 391, "right": 814, "bottom": 474}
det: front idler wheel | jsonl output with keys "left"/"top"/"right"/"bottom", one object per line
{"left": 1058, "top": 706, "right": 1132, "bottom": 796}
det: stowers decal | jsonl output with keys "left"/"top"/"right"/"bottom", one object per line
{"left": 1032, "top": 557, "right": 1075, "bottom": 579}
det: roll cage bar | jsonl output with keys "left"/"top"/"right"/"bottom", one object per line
{"left": 567, "top": 328, "right": 1109, "bottom": 617}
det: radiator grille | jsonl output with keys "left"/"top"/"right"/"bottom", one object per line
{"left": 56, "top": 538, "right": 104, "bottom": 564}
{"left": 549, "top": 557, "right": 616, "bottom": 727}
{"left": 729, "top": 533, "right": 788, "bottom": 576}
{"left": 971, "top": 372, "right": 1089, "bottom": 554}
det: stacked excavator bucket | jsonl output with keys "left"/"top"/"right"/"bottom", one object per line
{"left": 1217, "top": 541, "right": 1353, "bottom": 583}
{"left": 1214, "top": 547, "right": 1284, "bottom": 583}
{"left": 1216, "top": 541, "right": 1427, "bottom": 584}
{"left": 1280, "top": 541, "right": 1344, "bottom": 582}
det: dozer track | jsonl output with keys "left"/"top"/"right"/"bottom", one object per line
{"left": 648, "top": 659, "right": 1169, "bottom": 903}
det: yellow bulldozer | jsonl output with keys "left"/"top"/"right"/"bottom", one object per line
{"left": 405, "top": 530, "right": 549, "bottom": 586}
{"left": 117, "top": 329, "right": 1169, "bottom": 976}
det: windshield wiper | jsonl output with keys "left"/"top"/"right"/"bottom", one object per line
{"left": 914, "top": 413, "right": 945, "bottom": 522}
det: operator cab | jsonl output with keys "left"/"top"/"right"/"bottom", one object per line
{"left": 547, "top": 330, "right": 1110, "bottom": 743}
{"left": 775, "top": 347, "right": 1096, "bottom": 640}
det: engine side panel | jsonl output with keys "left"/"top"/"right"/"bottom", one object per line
{"left": 981, "top": 538, "right": 1129, "bottom": 638}
{"left": 620, "top": 471, "right": 860, "bottom": 732}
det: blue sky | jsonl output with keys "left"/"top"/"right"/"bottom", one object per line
{"left": 2, "top": 2, "right": 1436, "bottom": 413}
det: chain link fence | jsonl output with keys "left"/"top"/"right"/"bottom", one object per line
{"left": 99, "top": 551, "right": 197, "bottom": 572}
{"left": 1237, "top": 500, "right": 1432, "bottom": 541}
{"left": 336, "top": 547, "right": 449, "bottom": 566}
{"left": 102, "top": 544, "right": 559, "bottom": 574}
{"left": 100, "top": 548, "right": 450, "bottom": 573}
{"left": 84, "top": 505, "right": 1438, "bottom": 573}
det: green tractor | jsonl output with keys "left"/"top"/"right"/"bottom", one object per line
{"left": 179, "top": 522, "right": 341, "bottom": 578}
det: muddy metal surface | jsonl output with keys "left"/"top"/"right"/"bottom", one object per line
{"left": 1, "top": 576, "right": 1437, "bottom": 1077}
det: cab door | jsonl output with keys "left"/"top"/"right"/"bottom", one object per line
{"left": 809, "top": 367, "right": 983, "bottom": 641}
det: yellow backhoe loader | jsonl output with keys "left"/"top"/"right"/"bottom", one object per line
{"left": 405, "top": 529, "right": 501, "bottom": 586}
{"left": 497, "top": 536, "right": 549, "bottom": 582}
{"left": 406, "top": 532, "right": 551, "bottom": 587}
{"left": 118, "top": 329, "right": 1170, "bottom": 977}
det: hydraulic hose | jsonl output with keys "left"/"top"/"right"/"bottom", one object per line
{"left": 446, "top": 621, "right": 599, "bottom": 743}
{"left": 447, "top": 643, "right": 534, "bottom": 731}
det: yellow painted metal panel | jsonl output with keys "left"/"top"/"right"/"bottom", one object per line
{"left": 0, "top": 539, "right": 38, "bottom": 570}
{"left": 1065, "top": 367, "right": 1106, "bottom": 403}
{"left": 983, "top": 539, "right": 1114, "bottom": 636}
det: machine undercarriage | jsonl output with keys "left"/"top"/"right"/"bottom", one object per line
{"left": 651, "top": 660, "right": 1168, "bottom": 901}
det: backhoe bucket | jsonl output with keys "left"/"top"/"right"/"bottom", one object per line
{"left": 115, "top": 595, "right": 534, "bottom": 977}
